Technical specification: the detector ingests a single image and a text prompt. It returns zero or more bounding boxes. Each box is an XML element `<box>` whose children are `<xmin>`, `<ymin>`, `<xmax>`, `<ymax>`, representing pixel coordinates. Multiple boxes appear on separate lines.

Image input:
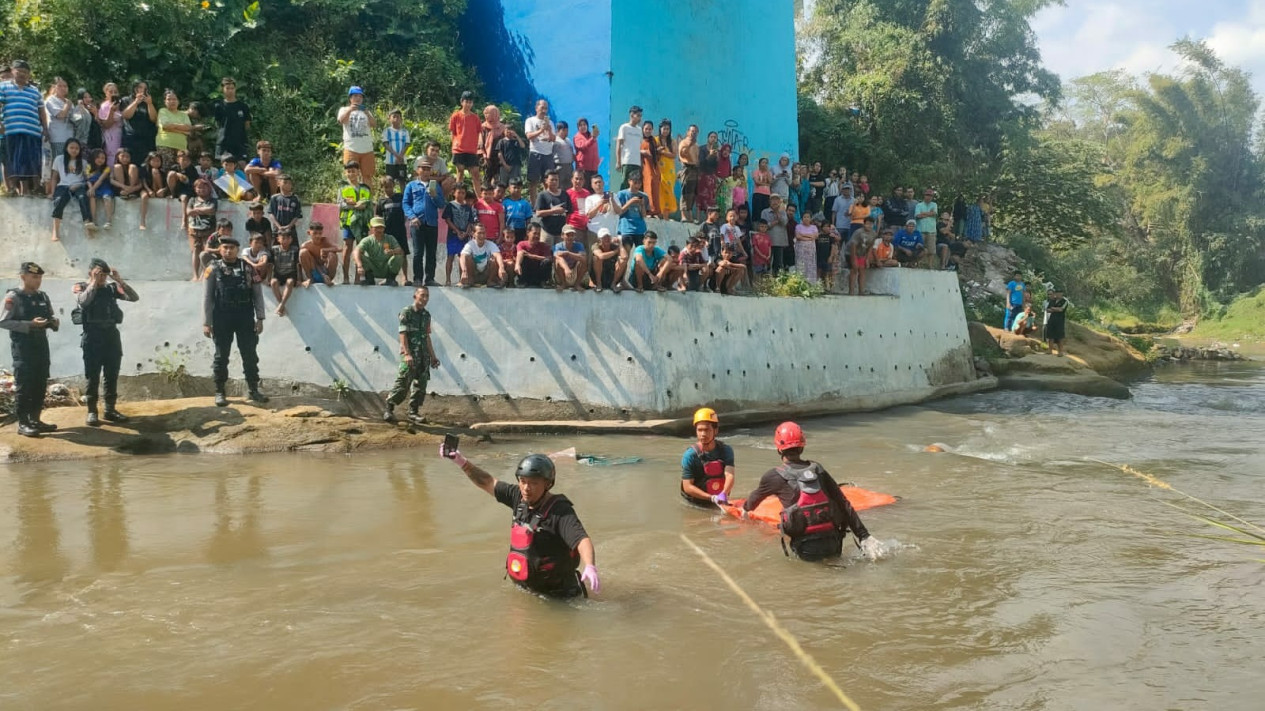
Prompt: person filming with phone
<box><xmin>440</xmin><ymin>441</ymin><xmax>600</xmax><ymax>599</ymax></box>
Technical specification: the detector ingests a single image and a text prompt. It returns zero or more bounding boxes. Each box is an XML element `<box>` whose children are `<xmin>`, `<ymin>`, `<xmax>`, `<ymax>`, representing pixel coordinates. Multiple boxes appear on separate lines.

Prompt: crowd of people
<box><xmin>2</xmin><ymin>59</ymin><xmax>995</xmax><ymax>304</ymax></box>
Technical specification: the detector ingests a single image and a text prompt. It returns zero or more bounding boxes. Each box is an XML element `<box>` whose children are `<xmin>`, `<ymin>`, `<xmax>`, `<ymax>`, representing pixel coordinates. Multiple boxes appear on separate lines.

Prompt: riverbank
<box><xmin>970</xmin><ymin>320</ymin><xmax>1148</xmax><ymax>399</ymax></box>
<box><xmin>0</xmin><ymin>397</ymin><xmax>442</xmax><ymax>463</ymax></box>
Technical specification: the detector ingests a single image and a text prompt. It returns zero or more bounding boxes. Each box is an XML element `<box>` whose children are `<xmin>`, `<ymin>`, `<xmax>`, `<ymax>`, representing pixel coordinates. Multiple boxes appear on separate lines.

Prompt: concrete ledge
<box><xmin>470</xmin><ymin>377</ymin><xmax>997</xmax><ymax>434</ymax></box>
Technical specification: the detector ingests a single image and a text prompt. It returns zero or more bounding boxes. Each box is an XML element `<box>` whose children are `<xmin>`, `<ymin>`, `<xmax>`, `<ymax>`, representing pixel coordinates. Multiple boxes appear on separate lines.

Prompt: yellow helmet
<box><xmin>693</xmin><ymin>407</ymin><xmax>719</xmax><ymax>425</ymax></box>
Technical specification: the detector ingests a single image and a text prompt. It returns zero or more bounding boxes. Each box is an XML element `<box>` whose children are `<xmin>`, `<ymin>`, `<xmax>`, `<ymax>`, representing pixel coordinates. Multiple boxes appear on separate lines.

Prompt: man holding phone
<box><xmin>440</xmin><ymin>443</ymin><xmax>600</xmax><ymax>599</ymax></box>
<box><xmin>384</xmin><ymin>285</ymin><xmax>439</xmax><ymax>423</ymax></box>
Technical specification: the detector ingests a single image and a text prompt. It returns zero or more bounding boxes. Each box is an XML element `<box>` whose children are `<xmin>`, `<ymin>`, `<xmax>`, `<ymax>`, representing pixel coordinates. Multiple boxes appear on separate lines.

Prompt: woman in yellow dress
<box><xmin>656</xmin><ymin>119</ymin><xmax>678</xmax><ymax>218</ymax></box>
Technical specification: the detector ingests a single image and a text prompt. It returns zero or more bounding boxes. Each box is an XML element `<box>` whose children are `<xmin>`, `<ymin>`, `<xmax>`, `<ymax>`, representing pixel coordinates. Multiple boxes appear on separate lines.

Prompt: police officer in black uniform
<box><xmin>202</xmin><ymin>234</ymin><xmax>269</xmax><ymax>407</ymax></box>
<box><xmin>73</xmin><ymin>259</ymin><xmax>139</xmax><ymax>426</ymax></box>
<box><xmin>0</xmin><ymin>262</ymin><xmax>60</xmax><ymax>437</ymax></box>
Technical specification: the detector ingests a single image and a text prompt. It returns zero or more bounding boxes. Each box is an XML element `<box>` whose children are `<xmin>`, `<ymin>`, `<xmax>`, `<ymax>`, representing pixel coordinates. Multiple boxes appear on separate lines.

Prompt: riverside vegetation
<box><xmin>799</xmin><ymin>2</ymin><xmax>1265</xmax><ymax>339</ymax></box>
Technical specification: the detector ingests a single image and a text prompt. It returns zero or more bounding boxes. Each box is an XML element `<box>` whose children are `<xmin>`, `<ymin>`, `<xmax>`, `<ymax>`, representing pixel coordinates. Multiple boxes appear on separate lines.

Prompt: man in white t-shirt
<box><xmin>583</xmin><ymin>173</ymin><xmax>618</xmax><ymax>242</ymax></box>
<box><xmin>459</xmin><ymin>223</ymin><xmax>504</xmax><ymax>288</ymax></box>
<box><xmin>615</xmin><ymin>105</ymin><xmax>643</xmax><ymax>189</ymax></box>
<box><xmin>523</xmin><ymin>99</ymin><xmax>555</xmax><ymax>204</ymax></box>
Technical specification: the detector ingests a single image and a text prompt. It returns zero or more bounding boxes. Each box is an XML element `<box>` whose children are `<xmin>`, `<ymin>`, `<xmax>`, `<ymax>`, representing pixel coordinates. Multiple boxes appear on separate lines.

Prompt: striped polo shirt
<box><xmin>0</xmin><ymin>80</ymin><xmax>43</xmax><ymax>137</ymax></box>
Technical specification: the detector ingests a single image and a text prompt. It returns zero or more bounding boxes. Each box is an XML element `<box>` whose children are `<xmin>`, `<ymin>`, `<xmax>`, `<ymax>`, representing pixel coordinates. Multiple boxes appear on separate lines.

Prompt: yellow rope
<box><xmin>1089</xmin><ymin>458</ymin><xmax>1265</xmax><ymax>535</ymax></box>
<box><xmin>679</xmin><ymin>533</ymin><xmax>863</xmax><ymax>711</ymax></box>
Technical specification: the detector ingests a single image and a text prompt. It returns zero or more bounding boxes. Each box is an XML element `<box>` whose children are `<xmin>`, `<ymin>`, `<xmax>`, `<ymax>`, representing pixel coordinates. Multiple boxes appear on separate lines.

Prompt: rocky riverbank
<box><xmin>1154</xmin><ymin>343</ymin><xmax>1246</xmax><ymax>363</ymax></box>
<box><xmin>0</xmin><ymin>397</ymin><xmax>444</xmax><ymax>463</ymax></box>
<box><xmin>969</xmin><ymin>320</ymin><xmax>1148</xmax><ymax>399</ymax></box>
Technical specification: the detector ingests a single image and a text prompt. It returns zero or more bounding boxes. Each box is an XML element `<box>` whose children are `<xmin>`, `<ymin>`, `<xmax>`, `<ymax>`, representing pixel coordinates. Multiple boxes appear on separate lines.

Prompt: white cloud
<box><xmin>1034</xmin><ymin>0</ymin><xmax>1265</xmax><ymax>94</ymax></box>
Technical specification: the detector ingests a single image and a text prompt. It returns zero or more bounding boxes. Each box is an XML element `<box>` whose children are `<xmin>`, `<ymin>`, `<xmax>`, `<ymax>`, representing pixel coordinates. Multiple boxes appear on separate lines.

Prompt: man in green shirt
<box><xmin>384</xmin><ymin>286</ymin><xmax>440</xmax><ymax>422</ymax></box>
<box><xmin>914</xmin><ymin>188</ymin><xmax>938</xmax><ymax>236</ymax></box>
<box><xmin>354</xmin><ymin>216</ymin><xmax>404</xmax><ymax>285</ymax></box>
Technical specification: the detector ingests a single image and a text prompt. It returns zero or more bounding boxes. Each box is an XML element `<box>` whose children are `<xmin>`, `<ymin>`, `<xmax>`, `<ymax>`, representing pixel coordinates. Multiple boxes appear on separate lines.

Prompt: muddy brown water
<box><xmin>2</xmin><ymin>363</ymin><xmax>1264</xmax><ymax>710</ymax></box>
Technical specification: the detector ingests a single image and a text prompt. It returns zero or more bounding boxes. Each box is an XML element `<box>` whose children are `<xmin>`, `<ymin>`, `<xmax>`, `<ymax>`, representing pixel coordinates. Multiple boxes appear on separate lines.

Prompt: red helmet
<box><xmin>774</xmin><ymin>422</ymin><xmax>806</xmax><ymax>451</ymax></box>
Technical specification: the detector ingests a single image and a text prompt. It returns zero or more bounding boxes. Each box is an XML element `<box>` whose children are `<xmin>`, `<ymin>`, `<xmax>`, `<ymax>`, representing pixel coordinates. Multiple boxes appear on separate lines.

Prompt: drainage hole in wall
<box><xmin>372</xmin><ymin>345</ymin><xmax>379</xmax><ymax>352</ymax></box>
<box><xmin>305</xmin><ymin>346</ymin><xmax>312</xmax><ymax>352</ymax></box>
<box><xmin>461</xmin><ymin>353</ymin><xmax>467</xmax><ymax>359</ymax></box>
<box><xmin>570</xmin><ymin>354</ymin><xmax>577</xmax><ymax>361</ymax></box>
<box><xmin>530</xmin><ymin>356</ymin><xmax>536</xmax><ymax>362</ymax></box>
<box><xmin>627</xmin><ymin>356</ymin><xmax>634</xmax><ymax>363</ymax></box>
<box><xmin>666</xmin><ymin>351</ymin><xmax>672</xmax><ymax>358</ymax></box>
<box><xmin>163</xmin><ymin>341</ymin><xmax>170</xmax><ymax>348</ymax></box>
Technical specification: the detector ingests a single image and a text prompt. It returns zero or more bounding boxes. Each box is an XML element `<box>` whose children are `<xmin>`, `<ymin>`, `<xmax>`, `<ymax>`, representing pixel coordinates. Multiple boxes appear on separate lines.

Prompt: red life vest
<box><xmin>692</xmin><ymin>442</ymin><xmax>727</xmax><ymax>495</ymax></box>
<box><xmin>777</xmin><ymin>463</ymin><xmax>837</xmax><ymax>539</ymax></box>
<box><xmin>506</xmin><ymin>495</ymin><xmax>577</xmax><ymax>589</ymax></box>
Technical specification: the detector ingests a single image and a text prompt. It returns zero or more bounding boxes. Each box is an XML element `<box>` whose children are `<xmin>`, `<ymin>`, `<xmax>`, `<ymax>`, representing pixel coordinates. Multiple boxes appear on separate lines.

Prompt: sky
<box><xmin>1033</xmin><ymin>0</ymin><xmax>1265</xmax><ymax>92</ymax></box>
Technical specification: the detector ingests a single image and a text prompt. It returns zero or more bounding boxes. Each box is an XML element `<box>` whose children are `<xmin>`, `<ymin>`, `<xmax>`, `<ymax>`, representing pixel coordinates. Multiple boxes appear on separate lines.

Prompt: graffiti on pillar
<box><xmin>717</xmin><ymin>120</ymin><xmax>750</xmax><ymax>156</ymax></box>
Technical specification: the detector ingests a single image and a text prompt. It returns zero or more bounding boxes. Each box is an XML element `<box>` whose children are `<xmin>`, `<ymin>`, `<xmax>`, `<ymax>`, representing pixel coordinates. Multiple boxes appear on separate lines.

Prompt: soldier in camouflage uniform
<box><xmin>384</xmin><ymin>286</ymin><xmax>439</xmax><ymax>423</ymax></box>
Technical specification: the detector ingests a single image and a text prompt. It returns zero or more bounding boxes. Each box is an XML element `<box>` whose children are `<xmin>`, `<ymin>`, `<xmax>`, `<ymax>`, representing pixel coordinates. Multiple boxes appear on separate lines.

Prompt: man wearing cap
<box><xmin>403</xmin><ymin>159</ymin><xmax>445</xmax><ymax>286</ymax></box>
<box><xmin>589</xmin><ymin>228</ymin><xmax>620</xmax><ymax>292</ymax></box>
<box><xmin>0</xmin><ymin>263</ymin><xmax>59</xmax><ymax>436</ymax></box>
<box><xmin>1</xmin><ymin>60</ymin><xmax>46</xmax><ymax>196</ymax></box>
<box><xmin>354</xmin><ymin>216</ymin><xmax>405</xmax><ymax>286</ymax></box>
<box><xmin>892</xmin><ymin>219</ymin><xmax>926</xmax><ymax>266</ymax></box>
<box><xmin>448</xmin><ymin>91</ymin><xmax>482</xmax><ymax>190</ymax></box>
<box><xmin>73</xmin><ymin>259</ymin><xmax>139</xmax><ymax>426</ymax></box>
<box><xmin>338</xmin><ymin>86</ymin><xmax>377</xmax><ymax>182</ymax></box>
<box><xmin>203</xmin><ymin>235</ymin><xmax>269</xmax><ymax>407</ymax></box>
<box><xmin>553</xmin><ymin>225</ymin><xmax>588</xmax><ymax>292</ymax></box>
<box><xmin>914</xmin><ymin>188</ymin><xmax>938</xmax><ymax>237</ymax></box>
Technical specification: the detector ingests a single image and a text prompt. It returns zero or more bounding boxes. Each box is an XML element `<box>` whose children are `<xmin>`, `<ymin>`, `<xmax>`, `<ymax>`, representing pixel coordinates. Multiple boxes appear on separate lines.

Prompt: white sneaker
<box><xmin>102</xmin><ymin>222</ymin><xmax>112</xmax><ymax>229</ymax></box>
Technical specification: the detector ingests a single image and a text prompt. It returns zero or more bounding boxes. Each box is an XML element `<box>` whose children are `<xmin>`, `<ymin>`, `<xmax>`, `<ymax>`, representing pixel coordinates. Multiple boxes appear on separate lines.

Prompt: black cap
<box><xmin>19</xmin><ymin>261</ymin><xmax>43</xmax><ymax>275</ymax></box>
<box><xmin>89</xmin><ymin>258</ymin><xmax>110</xmax><ymax>273</ymax></box>
<box><xmin>219</xmin><ymin>235</ymin><xmax>240</xmax><ymax>246</ymax></box>
<box><xmin>460</xmin><ymin>90</ymin><xmax>474</xmax><ymax>101</ymax></box>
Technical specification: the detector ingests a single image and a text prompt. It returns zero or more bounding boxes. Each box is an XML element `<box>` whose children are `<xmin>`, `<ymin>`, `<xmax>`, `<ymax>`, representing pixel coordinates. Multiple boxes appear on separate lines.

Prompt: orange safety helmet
<box><xmin>774</xmin><ymin>421</ymin><xmax>806</xmax><ymax>451</ymax></box>
<box><xmin>693</xmin><ymin>407</ymin><xmax>719</xmax><ymax>426</ymax></box>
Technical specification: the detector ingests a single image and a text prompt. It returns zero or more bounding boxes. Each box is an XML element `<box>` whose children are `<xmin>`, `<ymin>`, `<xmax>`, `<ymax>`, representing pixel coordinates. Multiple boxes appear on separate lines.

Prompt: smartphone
<box><xmin>443</xmin><ymin>434</ymin><xmax>460</xmax><ymax>456</ymax></box>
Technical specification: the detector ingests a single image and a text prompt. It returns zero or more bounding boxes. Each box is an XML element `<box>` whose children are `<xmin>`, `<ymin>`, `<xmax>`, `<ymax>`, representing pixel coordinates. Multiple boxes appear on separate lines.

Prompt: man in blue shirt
<box><xmin>1004</xmin><ymin>270</ymin><xmax>1027</xmax><ymax>330</ymax></box>
<box><xmin>611</xmin><ymin>170</ymin><xmax>651</xmax><ymax>290</ymax></box>
<box><xmin>0</xmin><ymin>60</ymin><xmax>46</xmax><ymax>196</ymax></box>
<box><xmin>501</xmin><ymin>177</ymin><xmax>533</xmax><ymax>242</ymax></box>
<box><xmin>892</xmin><ymin>219</ymin><xmax>925</xmax><ymax>266</ymax></box>
<box><xmin>624</xmin><ymin>231</ymin><xmax>683</xmax><ymax>293</ymax></box>
<box><xmin>403</xmin><ymin>159</ymin><xmax>445</xmax><ymax>286</ymax></box>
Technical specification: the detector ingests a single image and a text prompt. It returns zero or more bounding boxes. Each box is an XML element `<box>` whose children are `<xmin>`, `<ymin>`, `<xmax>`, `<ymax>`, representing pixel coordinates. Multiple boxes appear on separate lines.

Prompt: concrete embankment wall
<box><xmin>0</xmin><ymin>198</ymin><xmax>981</xmax><ymax>421</ymax></box>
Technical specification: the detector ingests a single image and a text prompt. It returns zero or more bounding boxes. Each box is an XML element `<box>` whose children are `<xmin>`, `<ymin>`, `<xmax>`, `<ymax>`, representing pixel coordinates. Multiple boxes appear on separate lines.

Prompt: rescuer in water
<box><xmin>742</xmin><ymin>421</ymin><xmax>883</xmax><ymax>562</ymax></box>
<box><xmin>680</xmin><ymin>407</ymin><xmax>736</xmax><ymax>507</ymax></box>
<box><xmin>441</xmin><ymin>442</ymin><xmax>600</xmax><ymax>598</ymax></box>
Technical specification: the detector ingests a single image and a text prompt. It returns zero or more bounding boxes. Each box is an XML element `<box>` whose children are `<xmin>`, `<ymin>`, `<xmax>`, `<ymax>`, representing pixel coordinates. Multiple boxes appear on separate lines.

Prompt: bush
<box><xmin>754</xmin><ymin>271</ymin><xmax>828</xmax><ymax>298</ymax></box>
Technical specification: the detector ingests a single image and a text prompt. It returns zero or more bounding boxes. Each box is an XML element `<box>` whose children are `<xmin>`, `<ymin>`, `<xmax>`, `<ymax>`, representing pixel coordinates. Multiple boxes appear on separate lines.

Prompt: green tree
<box><xmin>0</xmin><ymin>0</ymin><xmax>477</xmax><ymax>197</ymax></box>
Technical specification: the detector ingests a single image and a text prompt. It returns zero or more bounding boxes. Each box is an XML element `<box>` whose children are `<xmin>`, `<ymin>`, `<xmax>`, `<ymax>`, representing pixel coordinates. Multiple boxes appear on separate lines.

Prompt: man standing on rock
<box><xmin>203</xmin><ymin>235</ymin><xmax>269</xmax><ymax>407</ymax></box>
<box><xmin>0</xmin><ymin>262</ymin><xmax>59</xmax><ymax>437</ymax></box>
<box><xmin>384</xmin><ymin>286</ymin><xmax>439</xmax><ymax>423</ymax></box>
<box><xmin>73</xmin><ymin>259</ymin><xmax>139</xmax><ymax>426</ymax></box>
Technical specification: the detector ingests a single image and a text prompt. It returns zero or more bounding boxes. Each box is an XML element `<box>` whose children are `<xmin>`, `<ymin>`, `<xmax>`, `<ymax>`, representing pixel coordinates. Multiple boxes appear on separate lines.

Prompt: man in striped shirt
<box><xmin>0</xmin><ymin>60</ymin><xmax>46</xmax><ymax>196</ymax></box>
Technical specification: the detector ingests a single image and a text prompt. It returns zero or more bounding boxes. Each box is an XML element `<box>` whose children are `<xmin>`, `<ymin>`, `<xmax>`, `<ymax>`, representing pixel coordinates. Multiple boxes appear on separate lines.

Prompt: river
<box><xmin>2</xmin><ymin>362</ymin><xmax>1264</xmax><ymax>710</ymax></box>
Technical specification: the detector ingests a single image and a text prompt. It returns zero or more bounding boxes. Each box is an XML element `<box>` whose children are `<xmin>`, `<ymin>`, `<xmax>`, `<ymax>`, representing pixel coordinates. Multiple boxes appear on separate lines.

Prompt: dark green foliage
<box><xmin>0</xmin><ymin>0</ymin><xmax>478</xmax><ymax>197</ymax></box>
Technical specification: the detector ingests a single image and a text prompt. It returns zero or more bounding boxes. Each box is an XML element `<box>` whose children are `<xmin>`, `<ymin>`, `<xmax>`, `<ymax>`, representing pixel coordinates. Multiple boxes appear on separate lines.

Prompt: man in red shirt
<box><xmin>515</xmin><ymin>223</ymin><xmax>554</xmax><ymax>287</ymax></box>
<box><xmin>448</xmin><ymin>90</ymin><xmax>482</xmax><ymax>191</ymax></box>
<box><xmin>564</xmin><ymin>170</ymin><xmax>591</xmax><ymax>248</ymax></box>
<box><xmin>474</xmin><ymin>182</ymin><xmax>505</xmax><ymax>240</ymax></box>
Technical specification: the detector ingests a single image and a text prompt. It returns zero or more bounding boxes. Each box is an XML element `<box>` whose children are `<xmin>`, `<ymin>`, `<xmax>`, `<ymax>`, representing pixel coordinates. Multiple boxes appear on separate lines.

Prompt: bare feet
<box><xmin>51</xmin><ymin>235</ymin><xmax>60</xmax><ymax>242</ymax></box>
<box><xmin>301</xmin><ymin>279</ymin><xmax>312</xmax><ymax>288</ymax></box>
<box><xmin>139</xmin><ymin>224</ymin><xmax>147</xmax><ymax>230</ymax></box>
<box><xmin>555</xmin><ymin>285</ymin><xmax>564</xmax><ymax>293</ymax></box>
<box><xmin>275</xmin><ymin>304</ymin><xmax>287</xmax><ymax>317</ymax></box>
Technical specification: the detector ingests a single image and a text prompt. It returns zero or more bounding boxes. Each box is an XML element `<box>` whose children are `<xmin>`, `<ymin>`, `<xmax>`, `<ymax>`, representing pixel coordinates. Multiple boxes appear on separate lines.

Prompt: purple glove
<box><xmin>439</xmin><ymin>443</ymin><xmax>468</xmax><ymax>469</ymax></box>
<box><xmin>580</xmin><ymin>564</ymin><xmax>600</xmax><ymax>594</ymax></box>
<box><xmin>710</xmin><ymin>492</ymin><xmax>729</xmax><ymax>505</ymax></box>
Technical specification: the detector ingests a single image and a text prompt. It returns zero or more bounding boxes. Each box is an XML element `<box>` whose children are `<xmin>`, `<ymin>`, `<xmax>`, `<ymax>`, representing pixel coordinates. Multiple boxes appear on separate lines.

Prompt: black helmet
<box><xmin>514</xmin><ymin>454</ymin><xmax>556</xmax><ymax>483</ymax></box>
